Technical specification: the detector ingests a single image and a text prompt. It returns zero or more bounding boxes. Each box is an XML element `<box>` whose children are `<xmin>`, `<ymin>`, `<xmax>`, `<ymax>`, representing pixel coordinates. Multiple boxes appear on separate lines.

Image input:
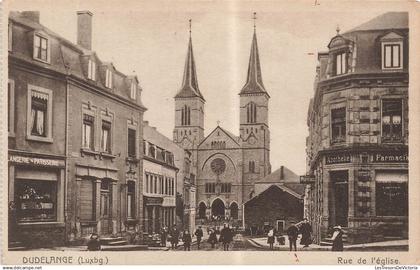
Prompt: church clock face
<box><xmin>211</xmin><ymin>158</ymin><xmax>226</xmax><ymax>175</ymax></box>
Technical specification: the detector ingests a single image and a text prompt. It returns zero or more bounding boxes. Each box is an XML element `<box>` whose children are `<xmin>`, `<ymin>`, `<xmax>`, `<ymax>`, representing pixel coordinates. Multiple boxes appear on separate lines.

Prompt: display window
<box><xmin>375</xmin><ymin>171</ymin><xmax>408</xmax><ymax>216</ymax></box>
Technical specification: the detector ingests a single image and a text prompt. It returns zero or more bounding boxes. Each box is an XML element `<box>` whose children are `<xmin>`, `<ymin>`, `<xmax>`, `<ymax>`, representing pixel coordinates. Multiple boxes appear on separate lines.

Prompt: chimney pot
<box><xmin>21</xmin><ymin>11</ymin><xmax>40</xmax><ymax>23</ymax></box>
<box><xmin>77</xmin><ymin>11</ymin><xmax>93</xmax><ymax>50</ymax></box>
<box><xmin>280</xmin><ymin>166</ymin><xmax>284</xmax><ymax>180</ymax></box>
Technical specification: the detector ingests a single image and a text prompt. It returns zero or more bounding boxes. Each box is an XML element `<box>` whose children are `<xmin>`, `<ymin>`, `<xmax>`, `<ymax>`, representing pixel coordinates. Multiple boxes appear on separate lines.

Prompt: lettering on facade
<box><xmin>326</xmin><ymin>154</ymin><xmax>351</xmax><ymax>165</ymax></box>
<box><xmin>144</xmin><ymin>196</ymin><xmax>163</xmax><ymax>206</ymax></box>
<box><xmin>373</xmin><ymin>152</ymin><xmax>408</xmax><ymax>163</ymax></box>
<box><xmin>9</xmin><ymin>155</ymin><xmax>65</xmax><ymax>167</ymax></box>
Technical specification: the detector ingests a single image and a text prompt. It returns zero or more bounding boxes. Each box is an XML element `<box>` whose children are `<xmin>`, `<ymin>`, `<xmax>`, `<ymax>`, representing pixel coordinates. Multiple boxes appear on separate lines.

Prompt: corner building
<box><xmin>173</xmin><ymin>28</ymin><xmax>271</xmax><ymax>226</ymax></box>
<box><xmin>304</xmin><ymin>12</ymin><xmax>408</xmax><ymax>244</ymax></box>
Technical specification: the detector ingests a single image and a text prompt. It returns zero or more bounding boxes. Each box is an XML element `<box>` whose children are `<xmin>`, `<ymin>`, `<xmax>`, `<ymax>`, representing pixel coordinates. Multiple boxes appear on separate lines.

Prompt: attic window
<box><xmin>88</xmin><ymin>59</ymin><xmax>96</xmax><ymax>81</ymax></box>
<box><xmin>130</xmin><ymin>82</ymin><xmax>137</xmax><ymax>99</ymax></box>
<box><xmin>335</xmin><ymin>52</ymin><xmax>347</xmax><ymax>75</ymax></box>
<box><xmin>382</xmin><ymin>42</ymin><xmax>402</xmax><ymax>70</ymax></box>
<box><xmin>33</xmin><ymin>34</ymin><xmax>49</xmax><ymax>63</ymax></box>
<box><xmin>105</xmin><ymin>69</ymin><xmax>113</xmax><ymax>88</ymax></box>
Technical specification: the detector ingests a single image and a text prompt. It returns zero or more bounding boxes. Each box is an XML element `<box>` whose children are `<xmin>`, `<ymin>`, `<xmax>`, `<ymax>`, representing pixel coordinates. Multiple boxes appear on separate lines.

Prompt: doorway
<box><xmin>211</xmin><ymin>198</ymin><xmax>225</xmax><ymax>218</ymax></box>
<box><xmin>329</xmin><ymin>171</ymin><xmax>349</xmax><ymax>227</ymax></box>
<box><xmin>100</xmin><ymin>180</ymin><xmax>112</xmax><ymax>235</ymax></box>
<box><xmin>276</xmin><ymin>220</ymin><xmax>285</xmax><ymax>234</ymax></box>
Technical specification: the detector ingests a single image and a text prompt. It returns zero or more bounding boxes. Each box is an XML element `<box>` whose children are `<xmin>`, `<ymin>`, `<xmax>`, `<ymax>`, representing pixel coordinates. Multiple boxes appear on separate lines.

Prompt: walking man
<box><xmin>286</xmin><ymin>222</ymin><xmax>299</xmax><ymax>251</ymax></box>
<box><xmin>182</xmin><ymin>230</ymin><xmax>192</xmax><ymax>251</ymax></box>
<box><xmin>194</xmin><ymin>226</ymin><xmax>204</xmax><ymax>250</ymax></box>
<box><xmin>170</xmin><ymin>225</ymin><xmax>180</xmax><ymax>250</ymax></box>
<box><xmin>220</xmin><ymin>224</ymin><xmax>233</xmax><ymax>251</ymax></box>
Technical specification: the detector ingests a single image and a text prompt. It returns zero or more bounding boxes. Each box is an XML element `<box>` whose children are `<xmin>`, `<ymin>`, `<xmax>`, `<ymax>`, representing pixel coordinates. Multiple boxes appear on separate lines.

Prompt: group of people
<box><xmin>207</xmin><ymin>224</ymin><xmax>234</xmax><ymax>250</ymax></box>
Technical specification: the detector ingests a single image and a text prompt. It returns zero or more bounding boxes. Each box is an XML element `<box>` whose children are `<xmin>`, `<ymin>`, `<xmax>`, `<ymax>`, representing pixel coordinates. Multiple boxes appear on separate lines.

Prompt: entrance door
<box><xmin>100</xmin><ymin>180</ymin><xmax>112</xmax><ymax>235</ymax></box>
<box><xmin>330</xmin><ymin>171</ymin><xmax>349</xmax><ymax>227</ymax></box>
<box><xmin>276</xmin><ymin>220</ymin><xmax>285</xmax><ymax>234</ymax></box>
<box><xmin>211</xmin><ymin>198</ymin><xmax>225</xmax><ymax>218</ymax></box>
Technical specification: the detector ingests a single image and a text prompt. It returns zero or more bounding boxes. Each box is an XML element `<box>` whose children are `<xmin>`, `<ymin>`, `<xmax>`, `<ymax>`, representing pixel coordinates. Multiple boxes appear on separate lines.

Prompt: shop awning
<box><xmin>375</xmin><ymin>171</ymin><xmax>408</xmax><ymax>183</ymax></box>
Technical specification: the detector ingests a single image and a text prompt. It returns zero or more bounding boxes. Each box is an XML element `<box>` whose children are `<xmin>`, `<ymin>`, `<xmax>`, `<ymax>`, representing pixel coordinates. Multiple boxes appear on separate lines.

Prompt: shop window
<box><xmin>335</xmin><ymin>52</ymin><xmax>347</xmax><ymax>75</ymax></box>
<box><xmin>205</xmin><ymin>183</ymin><xmax>216</xmax><ymax>193</ymax></box>
<box><xmin>127</xmin><ymin>181</ymin><xmax>135</xmax><ymax>219</ymax></box>
<box><xmin>88</xmin><ymin>59</ymin><xmax>96</xmax><ymax>81</ymax></box>
<box><xmin>127</xmin><ymin>128</ymin><xmax>136</xmax><ymax>157</ymax></box>
<box><xmin>382</xmin><ymin>42</ymin><xmax>402</xmax><ymax>69</ymax></box>
<box><xmin>16</xmin><ymin>180</ymin><xmax>57</xmax><ymax>222</ymax></box>
<box><xmin>105</xmin><ymin>69</ymin><xmax>113</xmax><ymax>89</ymax></box>
<box><xmin>331</xmin><ymin>107</ymin><xmax>346</xmax><ymax>144</ymax></box>
<box><xmin>382</xmin><ymin>99</ymin><xmax>402</xmax><ymax>142</ymax></box>
<box><xmin>33</xmin><ymin>34</ymin><xmax>49</xmax><ymax>62</ymax></box>
<box><xmin>82</xmin><ymin>114</ymin><xmax>94</xmax><ymax>150</ymax></box>
<box><xmin>8</xmin><ymin>79</ymin><xmax>15</xmax><ymax>136</ymax></box>
<box><xmin>247</xmin><ymin>102</ymin><xmax>257</xmax><ymax>123</ymax></box>
<box><xmin>249</xmin><ymin>161</ymin><xmax>256</xmax><ymax>173</ymax></box>
<box><xmin>101</xmin><ymin>120</ymin><xmax>112</xmax><ymax>153</ymax></box>
<box><xmin>221</xmin><ymin>183</ymin><xmax>231</xmax><ymax>193</ymax></box>
<box><xmin>375</xmin><ymin>172</ymin><xmax>408</xmax><ymax>216</ymax></box>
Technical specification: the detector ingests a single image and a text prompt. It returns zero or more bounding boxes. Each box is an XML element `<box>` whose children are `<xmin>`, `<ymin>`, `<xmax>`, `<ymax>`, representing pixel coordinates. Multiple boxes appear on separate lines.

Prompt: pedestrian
<box><xmin>267</xmin><ymin>227</ymin><xmax>275</xmax><ymax>250</ymax></box>
<box><xmin>170</xmin><ymin>226</ymin><xmax>180</xmax><ymax>250</ymax></box>
<box><xmin>299</xmin><ymin>218</ymin><xmax>313</xmax><ymax>248</ymax></box>
<box><xmin>331</xmin><ymin>226</ymin><xmax>344</xmax><ymax>251</ymax></box>
<box><xmin>286</xmin><ymin>222</ymin><xmax>299</xmax><ymax>251</ymax></box>
<box><xmin>160</xmin><ymin>227</ymin><xmax>168</xmax><ymax>247</ymax></box>
<box><xmin>194</xmin><ymin>226</ymin><xmax>204</xmax><ymax>250</ymax></box>
<box><xmin>182</xmin><ymin>230</ymin><xmax>192</xmax><ymax>251</ymax></box>
<box><xmin>207</xmin><ymin>229</ymin><xmax>218</xmax><ymax>249</ymax></box>
<box><xmin>220</xmin><ymin>224</ymin><xmax>233</xmax><ymax>251</ymax></box>
<box><xmin>87</xmin><ymin>233</ymin><xmax>101</xmax><ymax>251</ymax></box>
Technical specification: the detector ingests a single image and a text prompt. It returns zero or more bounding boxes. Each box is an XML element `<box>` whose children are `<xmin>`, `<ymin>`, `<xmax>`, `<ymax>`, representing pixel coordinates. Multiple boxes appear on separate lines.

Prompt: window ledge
<box><xmin>33</xmin><ymin>57</ymin><xmax>50</xmax><ymax>65</ymax></box>
<box><xmin>80</xmin><ymin>148</ymin><xmax>100</xmax><ymax>157</ymax></box>
<box><xmin>26</xmin><ymin>135</ymin><xmax>53</xmax><ymax>143</ymax></box>
<box><xmin>100</xmin><ymin>152</ymin><xmax>118</xmax><ymax>160</ymax></box>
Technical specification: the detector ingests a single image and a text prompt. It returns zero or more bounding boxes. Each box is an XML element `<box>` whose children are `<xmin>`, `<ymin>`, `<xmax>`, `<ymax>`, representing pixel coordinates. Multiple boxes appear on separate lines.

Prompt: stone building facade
<box><xmin>8</xmin><ymin>11</ymin><xmax>146</xmax><ymax>248</ymax></box>
<box><xmin>303</xmin><ymin>12</ymin><xmax>408</xmax><ymax>244</ymax></box>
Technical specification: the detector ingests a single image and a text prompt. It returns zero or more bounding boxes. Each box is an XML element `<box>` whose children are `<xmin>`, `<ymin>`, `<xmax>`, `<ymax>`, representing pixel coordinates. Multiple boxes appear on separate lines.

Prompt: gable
<box><xmin>198</xmin><ymin>126</ymin><xmax>240</xmax><ymax>149</ymax></box>
<box><xmin>380</xmin><ymin>31</ymin><xmax>404</xmax><ymax>42</ymax></box>
<box><xmin>244</xmin><ymin>185</ymin><xmax>303</xmax><ymax>206</ymax></box>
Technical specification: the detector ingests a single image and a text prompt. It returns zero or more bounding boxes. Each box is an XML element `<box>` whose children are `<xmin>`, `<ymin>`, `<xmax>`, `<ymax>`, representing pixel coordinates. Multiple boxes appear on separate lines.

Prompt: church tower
<box><xmin>173</xmin><ymin>21</ymin><xmax>205</xmax><ymax>149</ymax></box>
<box><xmin>240</xmin><ymin>14</ymin><xmax>271</xmax><ymax>197</ymax></box>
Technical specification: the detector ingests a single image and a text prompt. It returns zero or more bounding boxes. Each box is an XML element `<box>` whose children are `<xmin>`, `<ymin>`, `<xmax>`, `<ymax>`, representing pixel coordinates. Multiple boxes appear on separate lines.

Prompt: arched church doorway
<box><xmin>211</xmin><ymin>198</ymin><xmax>225</xmax><ymax>218</ymax></box>
<box><xmin>230</xmin><ymin>202</ymin><xmax>239</xmax><ymax>219</ymax></box>
<box><xmin>198</xmin><ymin>202</ymin><xmax>207</xmax><ymax>219</ymax></box>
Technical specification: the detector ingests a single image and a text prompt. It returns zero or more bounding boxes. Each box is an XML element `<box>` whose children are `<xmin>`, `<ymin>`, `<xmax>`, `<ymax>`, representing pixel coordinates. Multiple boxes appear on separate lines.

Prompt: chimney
<box><xmin>21</xmin><ymin>11</ymin><xmax>40</xmax><ymax>23</ymax></box>
<box><xmin>280</xmin><ymin>166</ymin><xmax>284</xmax><ymax>180</ymax></box>
<box><xmin>77</xmin><ymin>11</ymin><xmax>93</xmax><ymax>50</ymax></box>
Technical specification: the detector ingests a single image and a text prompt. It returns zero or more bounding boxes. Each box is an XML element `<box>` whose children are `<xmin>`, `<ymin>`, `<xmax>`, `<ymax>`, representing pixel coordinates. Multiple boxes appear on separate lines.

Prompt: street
<box><xmin>168</xmin><ymin>234</ymin><xmax>262</xmax><ymax>251</ymax></box>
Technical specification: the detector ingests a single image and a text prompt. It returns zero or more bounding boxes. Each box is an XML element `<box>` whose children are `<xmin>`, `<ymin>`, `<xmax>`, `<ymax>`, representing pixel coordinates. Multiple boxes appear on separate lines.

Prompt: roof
<box><xmin>175</xmin><ymin>36</ymin><xmax>205</xmax><ymax>101</ymax></box>
<box><xmin>345</xmin><ymin>12</ymin><xmax>408</xmax><ymax>33</ymax></box>
<box><xmin>244</xmin><ymin>184</ymin><xmax>304</xmax><ymax>205</ymax></box>
<box><xmin>257</xmin><ymin>166</ymin><xmax>300</xmax><ymax>183</ymax></box>
<box><xmin>198</xmin><ymin>125</ymin><xmax>240</xmax><ymax>148</ymax></box>
<box><xmin>239</xmin><ymin>31</ymin><xmax>269</xmax><ymax>96</ymax></box>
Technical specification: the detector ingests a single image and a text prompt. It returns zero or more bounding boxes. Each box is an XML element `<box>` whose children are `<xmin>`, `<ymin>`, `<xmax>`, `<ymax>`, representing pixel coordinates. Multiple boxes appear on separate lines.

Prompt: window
<box><xmin>382</xmin><ymin>99</ymin><xmax>402</xmax><ymax>142</ymax></box>
<box><xmin>221</xmin><ymin>183</ymin><xmax>231</xmax><ymax>193</ymax></box>
<box><xmin>166</xmin><ymin>152</ymin><xmax>174</xmax><ymax>165</ymax></box>
<box><xmin>160</xmin><ymin>176</ymin><xmax>164</xmax><ymax>194</ymax></box>
<box><xmin>8</xmin><ymin>79</ymin><xmax>15</xmax><ymax>136</ymax></box>
<box><xmin>27</xmin><ymin>86</ymin><xmax>53</xmax><ymax>142</ymax></box>
<box><xmin>247</xmin><ymin>103</ymin><xmax>257</xmax><ymax>123</ymax></box>
<box><xmin>16</xmin><ymin>180</ymin><xmax>57</xmax><ymax>222</ymax></box>
<box><xmin>88</xmin><ymin>59</ymin><xmax>96</xmax><ymax>81</ymax></box>
<box><xmin>127</xmin><ymin>181</ymin><xmax>135</xmax><ymax>219</ymax></box>
<box><xmin>145</xmin><ymin>174</ymin><xmax>149</xmax><ymax>193</ymax></box>
<box><xmin>181</xmin><ymin>105</ymin><xmax>191</xmax><ymax>126</ymax></box>
<box><xmin>205</xmin><ymin>183</ymin><xmax>216</xmax><ymax>193</ymax></box>
<box><xmin>105</xmin><ymin>69</ymin><xmax>113</xmax><ymax>88</ymax></box>
<box><xmin>249</xmin><ymin>161</ymin><xmax>256</xmax><ymax>173</ymax></box>
<box><xmin>383</xmin><ymin>43</ymin><xmax>402</xmax><ymax>69</ymax></box>
<box><xmin>375</xmin><ymin>172</ymin><xmax>408</xmax><ymax>216</ymax></box>
<box><xmin>335</xmin><ymin>52</ymin><xmax>346</xmax><ymax>75</ymax></box>
<box><xmin>101</xmin><ymin>120</ymin><xmax>112</xmax><ymax>153</ymax></box>
<box><xmin>165</xmin><ymin>177</ymin><xmax>168</xmax><ymax>195</ymax></box>
<box><xmin>130</xmin><ymin>82</ymin><xmax>137</xmax><ymax>99</ymax></box>
<box><xmin>34</xmin><ymin>34</ymin><xmax>48</xmax><ymax>62</ymax></box>
<box><xmin>156</xmin><ymin>147</ymin><xmax>165</xmax><ymax>161</ymax></box>
<box><xmin>82</xmin><ymin>114</ymin><xmax>94</xmax><ymax>150</ymax></box>
<box><xmin>148</xmin><ymin>144</ymin><xmax>155</xmax><ymax>158</ymax></box>
<box><xmin>331</xmin><ymin>107</ymin><xmax>346</xmax><ymax>144</ymax></box>
<box><xmin>127</xmin><ymin>128</ymin><xmax>136</xmax><ymax>157</ymax></box>
<box><xmin>8</xmin><ymin>22</ymin><xmax>12</xmax><ymax>51</ymax></box>
<box><xmin>154</xmin><ymin>176</ymin><xmax>157</xmax><ymax>194</ymax></box>
<box><xmin>143</xmin><ymin>140</ymin><xmax>146</xmax><ymax>155</ymax></box>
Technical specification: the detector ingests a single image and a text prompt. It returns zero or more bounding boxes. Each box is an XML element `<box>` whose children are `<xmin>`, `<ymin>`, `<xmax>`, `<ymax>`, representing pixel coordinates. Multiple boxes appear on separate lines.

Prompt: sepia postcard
<box><xmin>1</xmin><ymin>0</ymin><xmax>420</xmax><ymax>266</ymax></box>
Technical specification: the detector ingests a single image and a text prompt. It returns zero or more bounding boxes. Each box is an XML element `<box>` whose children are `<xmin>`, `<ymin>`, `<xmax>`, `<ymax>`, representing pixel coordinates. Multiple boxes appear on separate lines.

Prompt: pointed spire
<box><xmin>175</xmin><ymin>19</ymin><xmax>205</xmax><ymax>100</ymax></box>
<box><xmin>240</xmin><ymin>12</ymin><xmax>268</xmax><ymax>96</ymax></box>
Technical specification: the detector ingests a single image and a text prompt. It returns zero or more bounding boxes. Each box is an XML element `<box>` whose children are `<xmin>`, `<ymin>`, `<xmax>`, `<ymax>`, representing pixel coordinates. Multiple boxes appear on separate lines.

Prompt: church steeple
<box><xmin>239</xmin><ymin>13</ymin><xmax>269</xmax><ymax>97</ymax></box>
<box><xmin>175</xmin><ymin>20</ymin><xmax>205</xmax><ymax>101</ymax></box>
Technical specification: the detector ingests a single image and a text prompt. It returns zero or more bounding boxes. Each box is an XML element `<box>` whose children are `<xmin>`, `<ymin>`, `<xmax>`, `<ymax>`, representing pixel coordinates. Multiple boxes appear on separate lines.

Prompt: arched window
<box><xmin>230</xmin><ymin>202</ymin><xmax>239</xmax><ymax>220</ymax></box>
<box><xmin>247</xmin><ymin>103</ymin><xmax>257</xmax><ymax>123</ymax></box>
<box><xmin>249</xmin><ymin>160</ymin><xmax>255</xmax><ymax>173</ymax></box>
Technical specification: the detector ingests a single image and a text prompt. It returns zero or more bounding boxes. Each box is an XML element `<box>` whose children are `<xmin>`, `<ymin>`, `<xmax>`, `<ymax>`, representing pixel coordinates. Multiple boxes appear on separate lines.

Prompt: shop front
<box><xmin>143</xmin><ymin>196</ymin><xmax>175</xmax><ymax>233</ymax></box>
<box><xmin>8</xmin><ymin>152</ymin><xmax>66</xmax><ymax>248</ymax></box>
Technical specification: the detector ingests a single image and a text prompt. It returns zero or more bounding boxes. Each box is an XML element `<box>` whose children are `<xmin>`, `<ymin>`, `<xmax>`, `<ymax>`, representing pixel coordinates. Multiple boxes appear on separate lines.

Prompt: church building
<box><xmin>173</xmin><ymin>18</ymin><xmax>271</xmax><ymax>225</ymax></box>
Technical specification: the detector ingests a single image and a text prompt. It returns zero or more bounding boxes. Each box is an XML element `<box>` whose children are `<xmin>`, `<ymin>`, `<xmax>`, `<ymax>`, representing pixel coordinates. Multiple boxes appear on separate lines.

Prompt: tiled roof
<box><xmin>257</xmin><ymin>166</ymin><xmax>300</xmax><ymax>183</ymax></box>
<box><xmin>175</xmin><ymin>36</ymin><xmax>205</xmax><ymax>100</ymax></box>
<box><xmin>345</xmin><ymin>12</ymin><xmax>408</xmax><ymax>33</ymax></box>
<box><xmin>240</xmin><ymin>31</ymin><xmax>268</xmax><ymax>96</ymax></box>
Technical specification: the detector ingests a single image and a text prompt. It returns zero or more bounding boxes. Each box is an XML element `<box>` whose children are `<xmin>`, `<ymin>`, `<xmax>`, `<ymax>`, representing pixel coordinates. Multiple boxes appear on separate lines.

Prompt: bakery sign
<box><xmin>9</xmin><ymin>155</ymin><xmax>65</xmax><ymax>167</ymax></box>
<box><xmin>373</xmin><ymin>152</ymin><xmax>408</xmax><ymax>163</ymax></box>
<box><xmin>326</xmin><ymin>153</ymin><xmax>351</xmax><ymax>165</ymax></box>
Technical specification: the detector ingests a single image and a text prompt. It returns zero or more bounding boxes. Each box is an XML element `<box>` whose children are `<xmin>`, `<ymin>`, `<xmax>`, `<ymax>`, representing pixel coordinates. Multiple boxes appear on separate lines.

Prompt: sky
<box><xmin>9</xmin><ymin>0</ymin><xmax>410</xmax><ymax>175</ymax></box>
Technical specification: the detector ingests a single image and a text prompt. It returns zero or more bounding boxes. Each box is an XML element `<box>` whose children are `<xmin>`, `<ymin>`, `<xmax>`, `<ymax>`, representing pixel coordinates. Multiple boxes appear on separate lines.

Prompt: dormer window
<box><xmin>105</xmin><ymin>69</ymin><xmax>113</xmax><ymax>88</ymax></box>
<box><xmin>382</xmin><ymin>42</ymin><xmax>402</xmax><ymax>69</ymax></box>
<box><xmin>335</xmin><ymin>52</ymin><xmax>347</xmax><ymax>75</ymax></box>
<box><xmin>130</xmin><ymin>82</ymin><xmax>137</xmax><ymax>99</ymax></box>
<box><xmin>34</xmin><ymin>34</ymin><xmax>49</xmax><ymax>62</ymax></box>
<box><xmin>88</xmin><ymin>59</ymin><xmax>96</xmax><ymax>81</ymax></box>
